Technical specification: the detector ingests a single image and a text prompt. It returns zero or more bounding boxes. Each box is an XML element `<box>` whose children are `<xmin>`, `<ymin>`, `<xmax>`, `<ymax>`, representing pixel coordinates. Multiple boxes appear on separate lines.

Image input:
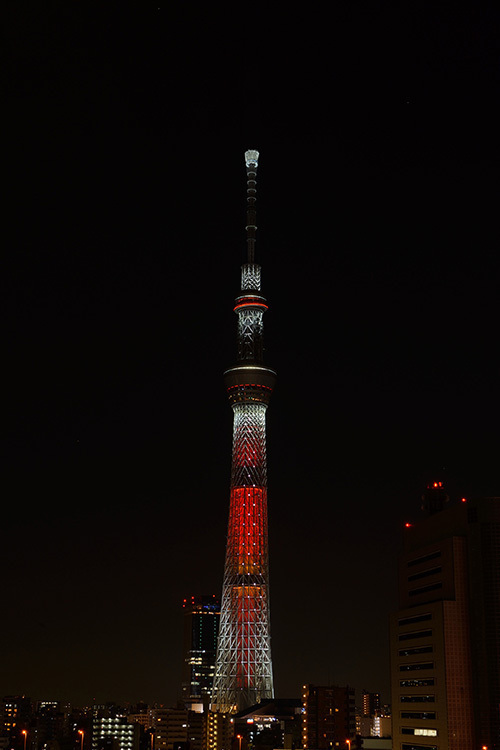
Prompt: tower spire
<box><xmin>245</xmin><ymin>149</ymin><xmax>259</xmax><ymax>263</ymax></box>
<box><xmin>211</xmin><ymin>150</ymin><xmax>276</xmax><ymax>713</ymax></box>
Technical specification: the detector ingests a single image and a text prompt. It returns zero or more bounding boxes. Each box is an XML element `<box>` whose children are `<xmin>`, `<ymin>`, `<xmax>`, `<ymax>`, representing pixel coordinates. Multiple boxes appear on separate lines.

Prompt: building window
<box><xmin>408</xmin><ymin>566</ymin><xmax>442</xmax><ymax>582</ymax></box>
<box><xmin>399</xmin><ymin>646</ymin><xmax>433</xmax><ymax>657</ymax></box>
<box><xmin>399</xmin><ymin>662</ymin><xmax>434</xmax><ymax>672</ymax></box>
<box><xmin>400</xmin><ymin>679</ymin><xmax>435</xmax><ymax>688</ymax></box>
<box><xmin>398</xmin><ymin>629</ymin><xmax>432</xmax><ymax>641</ymax></box>
<box><xmin>400</xmin><ymin>695</ymin><xmax>435</xmax><ymax>703</ymax></box>
<box><xmin>402</xmin><ymin>727</ymin><xmax>438</xmax><ymax>737</ymax></box>
<box><xmin>407</xmin><ymin>551</ymin><xmax>441</xmax><ymax>568</ymax></box>
<box><xmin>408</xmin><ymin>582</ymin><xmax>443</xmax><ymax>597</ymax></box>
<box><xmin>400</xmin><ymin>711</ymin><xmax>436</xmax><ymax>720</ymax></box>
<box><xmin>398</xmin><ymin>613</ymin><xmax>432</xmax><ymax>626</ymax></box>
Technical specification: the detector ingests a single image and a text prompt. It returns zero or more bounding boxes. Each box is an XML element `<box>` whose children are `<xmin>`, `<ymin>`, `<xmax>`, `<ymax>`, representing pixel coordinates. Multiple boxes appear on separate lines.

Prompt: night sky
<box><xmin>3</xmin><ymin>4</ymin><xmax>500</xmax><ymax>709</ymax></box>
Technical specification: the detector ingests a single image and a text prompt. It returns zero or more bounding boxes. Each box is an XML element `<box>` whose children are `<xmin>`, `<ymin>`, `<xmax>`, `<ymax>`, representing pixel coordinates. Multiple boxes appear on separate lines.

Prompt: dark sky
<box><xmin>3</xmin><ymin>4</ymin><xmax>500</xmax><ymax>708</ymax></box>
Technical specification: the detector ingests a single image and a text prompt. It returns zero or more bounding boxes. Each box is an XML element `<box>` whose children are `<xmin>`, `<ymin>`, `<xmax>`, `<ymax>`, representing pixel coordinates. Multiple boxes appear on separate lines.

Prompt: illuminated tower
<box><xmin>211</xmin><ymin>150</ymin><xmax>275</xmax><ymax>713</ymax></box>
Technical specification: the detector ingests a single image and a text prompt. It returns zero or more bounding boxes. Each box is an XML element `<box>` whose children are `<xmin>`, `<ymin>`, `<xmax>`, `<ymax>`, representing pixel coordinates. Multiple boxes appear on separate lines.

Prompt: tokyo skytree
<box><xmin>211</xmin><ymin>150</ymin><xmax>275</xmax><ymax>713</ymax></box>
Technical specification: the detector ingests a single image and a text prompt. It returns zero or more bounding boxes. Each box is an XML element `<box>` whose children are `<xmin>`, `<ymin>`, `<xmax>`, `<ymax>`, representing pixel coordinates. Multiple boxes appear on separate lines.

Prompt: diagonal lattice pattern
<box><xmin>237</xmin><ymin>310</ymin><xmax>264</xmax><ymax>362</ymax></box>
<box><xmin>211</xmin><ymin>481</ymin><xmax>273</xmax><ymax>711</ymax></box>
<box><xmin>241</xmin><ymin>263</ymin><xmax>261</xmax><ymax>291</ymax></box>
<box><xmin>212</xmin><ymin>405</ymin><xmax>273</xmax><ymax>712</ymax></box>
<box><xmin>212</xmin><ymin>150</ymin><xmax>274</xmax><ymax>714</ymax></box>
<box><xmin>230</xmin><ymin>404</ymin><xmax>267</xmax><ymax>488</ymax></box>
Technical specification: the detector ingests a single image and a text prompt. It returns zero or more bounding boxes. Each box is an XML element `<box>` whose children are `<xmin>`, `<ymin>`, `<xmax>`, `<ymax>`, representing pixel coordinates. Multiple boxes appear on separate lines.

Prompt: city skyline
<box><xmin>3</xmin><ymin>5</ymin><xmax>500</xmax><ymax>709</ymax></box>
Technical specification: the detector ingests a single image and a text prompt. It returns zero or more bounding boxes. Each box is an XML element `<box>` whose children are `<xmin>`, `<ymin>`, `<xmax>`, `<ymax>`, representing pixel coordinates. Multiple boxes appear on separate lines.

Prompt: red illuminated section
<box><xmin>227</xmin><ymin>486</ymin><xmax>268</xmax><ymax>574</ymax></box>
<box><xmin>225</xmin><ymin>485</ymin><xmax>269</xmax><ymax>690</ymax></box>
<box><xmin>228</xmin><ymin>583</ymin><xmax>263</xmax><ymax>689</ymax></box>
<box><xmin>233</xmin><ymin>294</ymin><xmax>268</xmax><ymax>313</ymax></box>
<box><xmin>227</xmin><ymin>384</ymin><xmax>273</xmax><ymax>394</ymax></box>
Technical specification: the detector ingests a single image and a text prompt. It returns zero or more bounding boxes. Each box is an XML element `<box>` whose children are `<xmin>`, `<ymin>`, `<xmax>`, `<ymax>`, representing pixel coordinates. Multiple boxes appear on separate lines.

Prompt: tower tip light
<box><xmin>245</xmin><ymin>150</ymin><xmax>259</xmax><ymax>167</ymax></box>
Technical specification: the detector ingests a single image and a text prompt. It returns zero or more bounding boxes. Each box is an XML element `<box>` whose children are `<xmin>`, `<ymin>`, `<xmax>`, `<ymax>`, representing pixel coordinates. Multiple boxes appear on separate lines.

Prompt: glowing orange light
<box><xmin>462</xmin><ymin>497</ymin><xmax>467</xmax><ymax>503</ymax></box>
<box><xmin>405</xmin><ymin>522</ymin><xmax>412</xmax><ymax>528</ymax></box>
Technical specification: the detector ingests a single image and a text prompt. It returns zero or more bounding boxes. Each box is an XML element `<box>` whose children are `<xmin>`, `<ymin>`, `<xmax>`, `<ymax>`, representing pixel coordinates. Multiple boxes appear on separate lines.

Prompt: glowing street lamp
<box><xmin>78</xmin><ymin>730</ymin><xmax>84</xmax><ymax>750</ymax></box>
<box><xmin>236</xmin><ymin>735</ymin><xmax>242</xmax><ymax>750</ymax></box>
<box><xmin>345</xmin><ymin>741</ymin><xmax>350</xmax><ymax>750</ymax></box>
<box><xmin>21</xmin><ymin>730</ymin><xmax>27</xmax><ymax>750</ymax></box>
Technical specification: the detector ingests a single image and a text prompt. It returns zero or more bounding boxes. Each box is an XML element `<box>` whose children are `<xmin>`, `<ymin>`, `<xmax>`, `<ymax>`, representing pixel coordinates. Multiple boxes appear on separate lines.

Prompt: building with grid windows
<box><xmin>301</xmin><ymin>684</ymin><xmax>356</xmax><ymax>749</ymax></box>
<box><xmin>390</xmin><ymin>485</ymin><xmax>500</xmax><ymax>750</ymax></box>
<box><xmin>182</xmin><ymin>595</ymin><xmax>220</xmax><ymax>709</ymax></box>
<box><xmin>92</xmin><ymin>712</ymin><xmax>140</xmax><ymax>750</ymax></box>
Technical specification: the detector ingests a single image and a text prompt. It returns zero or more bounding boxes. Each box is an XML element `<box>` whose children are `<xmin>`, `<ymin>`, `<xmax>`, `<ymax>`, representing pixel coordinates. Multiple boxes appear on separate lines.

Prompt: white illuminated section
<box><xmin>241</xmin><ymin>263</ymin><xmax>261</xmax><ymax>290</ymax></box>
<box><xmin>245</xmin><ymin>149</ymin><xmax>259</xmax><ymax>168</ymax></box>
<box><xmin>415</xmin><ymin>728</ymin><xmax>438</xmax><ymax>736</ymax></box>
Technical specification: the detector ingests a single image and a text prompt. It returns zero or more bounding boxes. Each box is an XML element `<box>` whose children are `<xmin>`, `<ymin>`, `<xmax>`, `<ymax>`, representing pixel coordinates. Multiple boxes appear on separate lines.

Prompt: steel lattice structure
<box><xmin>211</xmin><ymin>150</ymin><xmax>276</xmax><ymax>713</ymax></box>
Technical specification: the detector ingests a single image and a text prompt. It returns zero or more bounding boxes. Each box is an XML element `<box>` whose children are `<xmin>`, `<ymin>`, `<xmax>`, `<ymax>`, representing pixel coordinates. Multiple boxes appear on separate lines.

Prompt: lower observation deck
<box><xmin>224</xmin><ymin>365</ymin><xmax>276</xmax><ymax>405</ymax></box>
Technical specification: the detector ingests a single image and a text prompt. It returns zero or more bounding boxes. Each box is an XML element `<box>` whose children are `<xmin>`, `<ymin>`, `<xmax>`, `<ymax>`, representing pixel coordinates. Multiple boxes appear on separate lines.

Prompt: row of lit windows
<box><xmin>400</xmin><ymin>680</ymin><xmax>435</xmax><ymax>690</ymax></box>
<box><xmin>402</xmin><ymin>727</ymin><xmax>438</xmax><ymax>737</ymax></box>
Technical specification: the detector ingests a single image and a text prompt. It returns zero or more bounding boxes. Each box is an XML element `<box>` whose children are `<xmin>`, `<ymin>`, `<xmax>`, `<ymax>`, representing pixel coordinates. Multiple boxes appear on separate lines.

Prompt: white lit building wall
<box><xmin>92</xmin><ymin>715</ymin><xmax>140</xmax><ymax>750</ymax></box>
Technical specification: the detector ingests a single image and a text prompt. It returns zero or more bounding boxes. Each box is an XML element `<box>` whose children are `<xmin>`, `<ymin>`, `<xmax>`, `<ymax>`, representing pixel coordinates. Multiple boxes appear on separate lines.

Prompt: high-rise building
<box><xmin>301</xmin><ymin>684</ymin><xmax>356</xmax><ymax>749</ymax></box>
<box><xmin>390</xmin><ymin>484</ymin><xmax>500</xmax><ymax>750</ymax></box>
<box><xmin>151</xmin><ymin>707</ymin><xmax>204</xmax><ymax>750</ymax></box>
<box><xmin>362</xmin><ymin>691</ymin><xmax>380</xmax><ymax>719</ymax></box>
<box><xmin>182</xmin><ymin>595</ymin><xmax>220</xmax><ymax>708</ymax></box>
<box><xmin>92</xmin><ymin>712</ymin><xmax>141</xmax><ymax>750</ymax></box>
<box><xmin>1</xmin><ymin>696</ymin><xmax>32</xmax><ymax>745</ymax></box>
<box><xmin>211</xmin><ymin>150</ymin><xmax>275</xmax><ymax>714</ymax></box>
<box><xmin>205</xmin><ymin>711</ymin><xmax>234</xmax><ymax>750</ymax></box>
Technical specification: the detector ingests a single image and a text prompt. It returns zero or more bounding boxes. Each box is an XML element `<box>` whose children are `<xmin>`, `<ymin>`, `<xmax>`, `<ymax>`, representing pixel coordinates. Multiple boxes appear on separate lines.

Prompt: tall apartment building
<box><xmin>182</xmin><ymin>596</ymin><xmax>220</xmax><ymax>708</ymax></box>
<box><xmin>390</xmin><ymin>485</ymin><xmax>500</xmax><ymax>750</ymax></box>
<box><xmin>1</xmin><ymin>696</ymin><xmax>32</xmax><ymax>743</ymax></box>
<box><xmin>205</xmin><ymin>711</ymin><xmax>234</xmax><ymax>750</ymax></box>
<box><xmin>362</xmin><ymin>692</ymin><xmax>380</xmax><ymax>719</ymax></box>
<box><xmin>152</xmin><ymin>707</ymin><xmax>204</xmax><ymax>750</ymax></box>
<box><xmin>302</xmin><ymin>684</ymin><xmax>356</xmax><ymax>749</ymax></box>
<box><xmin>92</xmin><ymin>711</ymin><xmax>141</xmax><ymax>750</ymax></box>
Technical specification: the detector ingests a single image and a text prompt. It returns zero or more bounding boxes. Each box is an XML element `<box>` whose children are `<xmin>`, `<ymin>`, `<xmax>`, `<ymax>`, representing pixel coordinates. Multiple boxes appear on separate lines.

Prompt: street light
<box><xmin>236</xmin><ymin>735</ymin><xmax>242</xmax><ymax>750</ymax></box>
<box><xmin>346</xmin><ymin>741</ymin><xmax>350</xmax><ymax>750</ymax></box>
<box><xmin>21</xmin><ymin>730</ymin><xmax>27</xmax><ymax>750</ymax></box>
<box><xmin>78</xmin><ymin>729</ymin><xmax>84</xmax><ymax>750</ymax></box>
